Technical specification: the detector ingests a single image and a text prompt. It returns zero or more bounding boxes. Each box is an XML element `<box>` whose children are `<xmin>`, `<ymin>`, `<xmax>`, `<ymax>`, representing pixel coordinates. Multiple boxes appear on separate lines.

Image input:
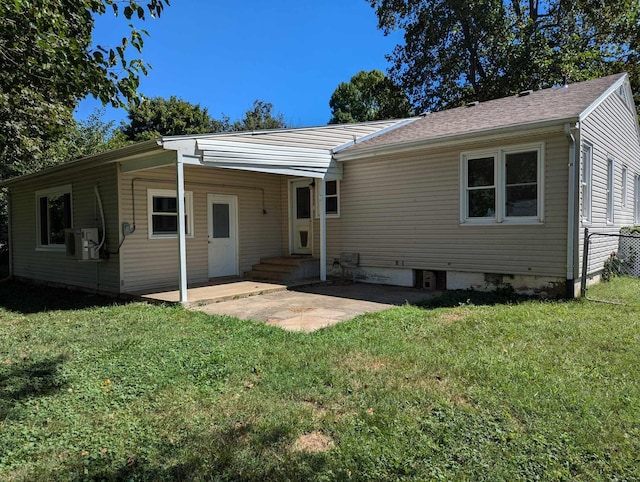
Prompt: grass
<box><xmin>1</xmin><ymin>279</ymin><xmax>639</xmax><ymax>481</ymax></box>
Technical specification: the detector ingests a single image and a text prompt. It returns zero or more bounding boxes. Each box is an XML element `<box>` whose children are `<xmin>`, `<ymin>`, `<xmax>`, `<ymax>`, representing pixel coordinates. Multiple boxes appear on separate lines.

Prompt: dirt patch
<box><xmin>341</xmin><ymin>353</ymin><xmax>389</xmax><ymax>373</ymax></box>
<box><xmin>301</xmin><ymin>400</ymin><xmax>327</xmax><ymax>419</ymax></box>
<box><xmin>438</xmin><ymin>308</ymin><xmax>471</xmax><ymax>324</ymax></box>
<box><xmin>292</xmin><ymin>431</ymin><xmax>333</xmax><ymax>453</ymax></box>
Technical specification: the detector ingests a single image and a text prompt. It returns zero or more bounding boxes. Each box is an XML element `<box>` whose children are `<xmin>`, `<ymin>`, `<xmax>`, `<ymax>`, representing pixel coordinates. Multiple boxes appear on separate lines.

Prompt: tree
<box><xmin>48</xmin><ymin>109</ymin><xmax>131</xmax><ymax>163</ymax></box>
<box><xmin>368</xmin><ymin>0</ymin><xmax>640</xmax><ymax>113</ymax></box>
<box><xmin>328</xmin><ymin>70</ymin><xmax>413</xmax><ymax>124</ymax></box>
<box><xmin>231</xmin><ymin>100</ymin><xmax>287</xmax><ymax>131</ymax></box>
<box><xmin>121</xmin><ymin>96</ymin><xmax>223</xmax><ymax>141</ymax></box>
<box><xmin>0</xmin><ymin>0</ymin><xmax>169</xmax><ymax>179</ymax></box>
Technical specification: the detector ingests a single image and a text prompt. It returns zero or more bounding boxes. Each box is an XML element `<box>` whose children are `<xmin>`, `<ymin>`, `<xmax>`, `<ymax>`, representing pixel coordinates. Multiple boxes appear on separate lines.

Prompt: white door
<box><xmin>208</xmin><ymin>194</ymin><xmax>238</xmax><ymax>278</ymax></box>
<box><xmin>290</xmin><ymin>179</ymin><xmax>312</xmax><ymax>254</ymax></box>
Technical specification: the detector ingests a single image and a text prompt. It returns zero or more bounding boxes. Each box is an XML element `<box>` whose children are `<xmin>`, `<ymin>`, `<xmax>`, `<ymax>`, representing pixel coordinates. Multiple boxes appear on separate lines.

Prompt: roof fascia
<box><xmin>1</xmin><ymin>140</ymin><xmax>162</xmax><ymax>186</ymax></box>
<box><xmin>160</xmin><ymin>119</ymin><xmax>402</xmax><ymax>142</ymax></box>
<box><xmin>332</xmin><ymin>117</ymin><xmax>420</xmax><ymax>154</ymax></box>
<box><xmin>334</xmin><ymin>118</ymin><xmax>575</xmax><ymax>161</ymax></box>
<box><xmin>578</xmin><ymin>73</ymin><xmax>627</xmax><ymax>121</ymax></box>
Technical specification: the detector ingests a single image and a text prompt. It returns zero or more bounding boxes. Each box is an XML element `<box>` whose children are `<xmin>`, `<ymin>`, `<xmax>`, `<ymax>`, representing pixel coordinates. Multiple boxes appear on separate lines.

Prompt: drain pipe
<box><xmin>565</xmin><ymin>122</ymin><xmax>579</xmax><ymax>297</ymax></box>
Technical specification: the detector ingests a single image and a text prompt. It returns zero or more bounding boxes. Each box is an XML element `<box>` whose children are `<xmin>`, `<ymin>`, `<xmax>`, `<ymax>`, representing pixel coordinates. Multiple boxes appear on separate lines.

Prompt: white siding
<box><xmin>578</xmin><ymin>91</ymin><xmax>640</xmax><ymax>277</ymax></box>
<box><xmin>119</xmin><ymin>165</ymin><xmax>286</xmax><ymax>293</ymax></box>
<box><xmin>329</xmin><ymin>133</ymin><xmax>570</xmax><ymax>279</ymax></box>
<box><xmin>9</xmin><ymin>164</ymin><xmax>120</xmax><ymax>292</ymax></box>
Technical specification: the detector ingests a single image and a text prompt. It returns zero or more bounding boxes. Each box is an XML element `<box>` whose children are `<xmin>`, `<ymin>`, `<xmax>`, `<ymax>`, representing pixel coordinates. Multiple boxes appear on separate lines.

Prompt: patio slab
<box><xmin>192</xmin><ymin>282</ymin><xmax>438</xmax><ymax>333</ymax></box>
<box><xmin>136</xmin><ymin>279</ymin><xmax>295</xmax><ymax>304</ymax></box>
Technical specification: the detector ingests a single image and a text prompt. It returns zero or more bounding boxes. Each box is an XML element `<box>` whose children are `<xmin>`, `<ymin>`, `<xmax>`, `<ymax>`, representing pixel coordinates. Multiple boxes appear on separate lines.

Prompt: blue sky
<box><xmin>75</xmin><ymin>1</ymin><xmax>403</xmax><ymax>128</ymax></box>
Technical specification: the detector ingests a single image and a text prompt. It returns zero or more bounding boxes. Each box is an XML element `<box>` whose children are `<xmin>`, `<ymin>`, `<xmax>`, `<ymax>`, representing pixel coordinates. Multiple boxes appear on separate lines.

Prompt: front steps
<box><xmin>246</xmin><ymin>256</ymin><xmax>320</xmax><ymax>282</ymax></box>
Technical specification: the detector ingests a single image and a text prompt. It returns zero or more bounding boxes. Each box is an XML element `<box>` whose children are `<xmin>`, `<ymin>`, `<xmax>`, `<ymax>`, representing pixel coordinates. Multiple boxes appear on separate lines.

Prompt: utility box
<box><xmin>65</xmin><ymin>228</ymin><xmax>100</xmax><ymax>260</ymax></box>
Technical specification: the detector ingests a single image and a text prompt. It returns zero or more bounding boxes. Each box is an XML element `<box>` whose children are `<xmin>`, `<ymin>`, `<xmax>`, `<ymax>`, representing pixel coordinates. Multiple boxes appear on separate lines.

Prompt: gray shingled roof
<box><xmin>339</xmin><ymin>73</ymin><xmax>627</xmax><ymax>155</ymax></box>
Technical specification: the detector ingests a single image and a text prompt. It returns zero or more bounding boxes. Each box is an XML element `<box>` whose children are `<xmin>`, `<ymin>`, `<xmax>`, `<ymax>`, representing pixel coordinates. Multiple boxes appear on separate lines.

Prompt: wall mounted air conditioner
<box><xmin>65</xmin><ymin>228</ymin><xmax>100</xmax><ymax>260</ymax></box>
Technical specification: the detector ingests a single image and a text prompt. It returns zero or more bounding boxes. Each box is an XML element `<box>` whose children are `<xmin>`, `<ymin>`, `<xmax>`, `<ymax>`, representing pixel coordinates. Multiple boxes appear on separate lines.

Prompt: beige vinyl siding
<box><xmin>330</xmin><ymin>133</ymin><xmax>570</xmax><ymax>278</ymax></box>
<box><xmin>578</xmin><ymin>91</ymin><xmax>640</xmax><ymax>276</ymax></box>
<box><xmin>9</xmin><ymin>164</ymin><xmax>120</xmax><ymax>292</ymax></box>
<box><xmin>119</xmin><ymin>165</ymin><xmax>285</xmax><ymax>293</ymax></box>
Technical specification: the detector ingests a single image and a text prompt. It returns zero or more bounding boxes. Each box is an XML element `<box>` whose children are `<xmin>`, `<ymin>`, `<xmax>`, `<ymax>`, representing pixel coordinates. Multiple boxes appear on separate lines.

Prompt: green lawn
<box><xmin>1</xmin><ymin>279</ymin><xmax>639</xmax><ymax>481</ymax></box>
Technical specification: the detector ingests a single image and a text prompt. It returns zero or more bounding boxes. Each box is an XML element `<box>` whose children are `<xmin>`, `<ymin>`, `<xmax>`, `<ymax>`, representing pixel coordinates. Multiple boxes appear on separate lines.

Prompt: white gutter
<box><xmin>0</xmin><ymin>140</ymin><xmax>162</xmax><ymax>186</ymax></box>
<box><xmin>565</xmin><ymin>122</ymin><xmax>579</xmax><ymax>291</ymax></box>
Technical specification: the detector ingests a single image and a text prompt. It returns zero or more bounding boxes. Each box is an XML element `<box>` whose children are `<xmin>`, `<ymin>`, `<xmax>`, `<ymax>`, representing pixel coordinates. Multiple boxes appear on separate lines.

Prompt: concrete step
<box><xmin>251</xmin><ymin>263</ymin><xmax>296</xmax><ymax>274</ymax></box>
<box><xmin>246</xmin><ymin>270</ymin><xmax>291</xmax><ymax>282</ymax></box>
<box><xmin>260</xmin><ymin>256</ymin><xmax>315</xmax><ymax>266</ymax></box>
<box><xmin>246</xmin><ymin>256</ymin><xmax>320</xmax><ymax>282</ymax></box>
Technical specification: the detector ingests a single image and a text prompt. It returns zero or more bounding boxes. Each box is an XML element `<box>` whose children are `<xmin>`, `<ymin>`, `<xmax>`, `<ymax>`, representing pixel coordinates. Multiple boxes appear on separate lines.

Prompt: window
<box><xmin>315</xmin><ymin>180</ymin><xmax>340</xmax><ymax>218</ymax></box>
<box><xmin>36</xmin><ymin>185</ymin><xmax>72</xmax><ymax>249</ymax></box>
<box><xmin>581</xmin><ymin>143</ymin><xmax>593</xmax><ymax>223</ymax></box>
<box><xmin>606</xmin><ymin>158</ymin><xmax>614</xmax><ymax>224</ymax></box>
<box><xmin>460</xmin><ymin>144</ymin><xmax>543</xmax><ymax>224</ymax></box>
<box><xmin>622</xmin><ymin>165</ymin><xmax>628</xmax><ymax>208</ymax></box>
<box><xmin>635</xmin><ymin>175</ymin><xmax>640</xmax><ymax>225</ymax></box>
<box><xmin>147</xmin><ymin>189</ymin><xmax>194</xmax><ymax>238</ymax></box>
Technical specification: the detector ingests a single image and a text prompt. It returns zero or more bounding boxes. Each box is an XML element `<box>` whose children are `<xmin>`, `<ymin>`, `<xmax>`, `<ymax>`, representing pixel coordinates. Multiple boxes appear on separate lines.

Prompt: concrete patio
<box><xmin>136</xmin><ymin>279</ymin><xmax>437</xmax><ymax>332</ymax></box>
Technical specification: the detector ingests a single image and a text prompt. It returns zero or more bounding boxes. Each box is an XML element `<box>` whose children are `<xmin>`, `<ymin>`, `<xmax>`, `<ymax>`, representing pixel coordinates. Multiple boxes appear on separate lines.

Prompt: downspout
<box><xmin>564</xmin><ymin>122</ymin><xmax>579</xmax><ymax>297</ymax></box>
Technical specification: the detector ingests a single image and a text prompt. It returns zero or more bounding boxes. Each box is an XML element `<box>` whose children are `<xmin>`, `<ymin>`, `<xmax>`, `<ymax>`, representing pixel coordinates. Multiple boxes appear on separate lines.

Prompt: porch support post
<box><xmin>176</xmin><ymin>153</ymin><xmax>188</xmax><ymax>304</ymax></box>
<box><xmin>319</xmin><ymin>178</ymin><xmax>327</xmax><ymax>281</ymax></box>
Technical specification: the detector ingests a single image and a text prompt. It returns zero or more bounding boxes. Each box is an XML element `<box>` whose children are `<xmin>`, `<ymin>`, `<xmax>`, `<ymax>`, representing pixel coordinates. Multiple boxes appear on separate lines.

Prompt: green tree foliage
<box><xmin>231</xmin><ymin>100</ymin><xmax>287</xmax><ymax>131</ymax></box>
<box><xmin>121</xmin><ymin>96</ymin><xmax>223</xmax><ymax>141</ymax></box>
<box><xmin>369</xmin><ymin>0</ymin><xmax>640</xmax><ymax>113</ymax></box>
<box><xmin>329</xmin><ymin>70</ymin><xmax>414</xmax><ymax>124</ymax></box>
<box><xmin>0</xmin><ymin>0</ymin><xmax>168</xmax><ymax>179</ymax></box>
<box><xmin>48</xmin><ymin>109</ymin><xmax>130</xmax><ymax>163</ymax></box>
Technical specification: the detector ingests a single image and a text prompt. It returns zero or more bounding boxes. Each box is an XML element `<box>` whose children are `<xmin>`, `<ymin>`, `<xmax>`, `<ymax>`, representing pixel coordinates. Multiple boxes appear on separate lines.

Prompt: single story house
<box><xmin>3</xmin><ymin>73</ymin><xmax>639</xmax><ymax>301</ymax></box>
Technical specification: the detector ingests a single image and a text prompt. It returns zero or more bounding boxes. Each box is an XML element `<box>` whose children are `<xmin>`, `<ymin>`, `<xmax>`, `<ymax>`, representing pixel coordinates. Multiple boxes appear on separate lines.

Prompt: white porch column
<box><xmin>319</xmin><ymin>178</ymin><xmax>327</xmax><ymax>281</ymax></box>
<box><xmin>176</xmin><ymin>153</ymin><xmax>188</xmax><ymax>304</ymax></box>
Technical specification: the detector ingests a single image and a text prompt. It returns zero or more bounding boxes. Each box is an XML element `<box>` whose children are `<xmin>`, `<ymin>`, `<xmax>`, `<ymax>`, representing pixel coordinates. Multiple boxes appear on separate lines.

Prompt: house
<box><xmin>3</xmin><ymin>73</ymin><xmax>639</xmax><ymax>301</ymax></box>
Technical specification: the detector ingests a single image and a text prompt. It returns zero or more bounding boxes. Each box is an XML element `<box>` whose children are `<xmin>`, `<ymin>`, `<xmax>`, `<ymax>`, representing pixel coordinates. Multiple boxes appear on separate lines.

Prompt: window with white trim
<box><xmin>315</xmin><ymin>180</ymin><xmax>340</xmax><ymax>218</ymax></box>
<box><xmin>581</xmin><ymin>143</ymin><xmax>593</xmax><ymax>223</ymax></box>
<box><xmin>147</xmin><ymin>189</ymin><xmax>194</xmax><ymax>238</ymax></box>
<box><xmin>635</xmin><ymin>174</ymin><xmax>640</xmax><ymax>225</ymax></box>
<box><xmin>36</xmin><ymin>185</ymin><xmax>72</xmax><ymax>249</ymax></box>
<box><xmin>606</xmin><ymin>158</ymin><xmax>614</xmax><ymax>224</ymax></box>
<box><xmin>460</xmin><ymin>143</ymin><xmax>543</xmax><ymax>224</ymax></box>
<box><xmin>622</xmin><ymin>165</ymin><xmax>628</xmax><ymax>208</ymax></box>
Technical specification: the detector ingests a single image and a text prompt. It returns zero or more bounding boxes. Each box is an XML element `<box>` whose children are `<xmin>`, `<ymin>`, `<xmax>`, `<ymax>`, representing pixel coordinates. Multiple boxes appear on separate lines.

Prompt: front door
<box><xmin>208</xmin><ymin>194</ymin><xmax>238</xmax><ymax>278</ymax></box>
<box><xmin>290</xmin><ymin>179</ymin><xmax>312</xmax><ymax>254</ymax></box>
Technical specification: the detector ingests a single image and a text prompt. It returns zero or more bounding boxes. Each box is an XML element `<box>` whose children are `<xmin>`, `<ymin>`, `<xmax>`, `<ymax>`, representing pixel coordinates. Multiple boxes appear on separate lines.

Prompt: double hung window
<box><xmin>316</xmin><ymin>180</ymin><xmax>340</xmax><ymax>218</ymax></box>
<box><xmin>36</xmin><ymin>185</ymin><xmax>72</xmax><ymax>249</ymax></box>
<box><xmin>606</xmin><ymin>159</ymin><xmax>615</xmax><ymax>224</ymax></box>
<box><xmin>461</xmin><ymin>144</ymin><xmax>543</xmax><ymax>224</ymax></box>
<box><xmin>147</xmin><ymin>189</ymin><xmax>194</xmax><ymax>238</ymax></box>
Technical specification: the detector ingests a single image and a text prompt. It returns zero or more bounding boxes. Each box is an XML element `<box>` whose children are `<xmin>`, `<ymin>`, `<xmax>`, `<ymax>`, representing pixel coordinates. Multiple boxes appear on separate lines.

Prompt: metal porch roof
<box><xmin>187</xmin><ymin>119</ymin><xmax>416</xmax><ymax>178</ymax></box>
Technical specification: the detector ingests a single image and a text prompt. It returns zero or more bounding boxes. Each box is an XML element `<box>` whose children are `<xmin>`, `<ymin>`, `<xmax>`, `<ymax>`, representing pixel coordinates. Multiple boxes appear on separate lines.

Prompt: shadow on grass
<box><xmin>418</xmin><ymin>288</ymin><xmax>536</xmax><ymax>309</ymax></box>
<box><xmin>0</xmin><ymin>355</ymin><xmax>67</xmax><ymax>419</ymax></box>
<box><xmin>69</xmin><ymin>424</ymin><xmax>330</xmax><ymax>481</ymax></box>
<box><xmin>0</xmin><ymin>279</ymin><xmax>126</xmax><ymax>314</ymax></box>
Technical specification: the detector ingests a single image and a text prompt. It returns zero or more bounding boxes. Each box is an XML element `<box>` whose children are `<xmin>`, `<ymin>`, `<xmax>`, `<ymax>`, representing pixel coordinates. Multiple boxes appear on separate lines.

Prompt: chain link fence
<box><xmin>581</xmin><ymin>228</ymin><xmax>640</xmax><ymax>304</ymax></box>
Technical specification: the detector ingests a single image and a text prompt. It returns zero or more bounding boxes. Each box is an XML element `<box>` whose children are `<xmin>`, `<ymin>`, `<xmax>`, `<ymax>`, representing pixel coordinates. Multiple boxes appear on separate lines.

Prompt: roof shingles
<box><xmin>343</xmin><ymin>73</ymin><xmax>627</xmax><ymax>153</ymax></box>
